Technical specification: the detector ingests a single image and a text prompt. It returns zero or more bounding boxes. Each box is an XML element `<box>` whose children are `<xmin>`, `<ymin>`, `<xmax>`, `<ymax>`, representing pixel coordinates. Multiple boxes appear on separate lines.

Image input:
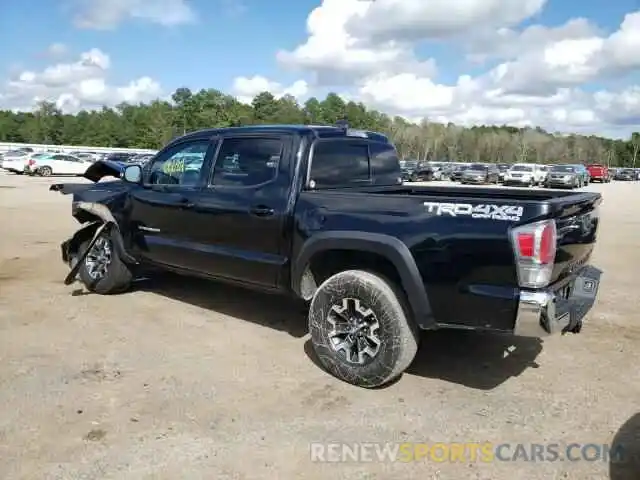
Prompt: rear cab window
<box><xmin>309</xmin><ymin>139</ymin><xmax>401</xmax><ymax>188</ymax></box>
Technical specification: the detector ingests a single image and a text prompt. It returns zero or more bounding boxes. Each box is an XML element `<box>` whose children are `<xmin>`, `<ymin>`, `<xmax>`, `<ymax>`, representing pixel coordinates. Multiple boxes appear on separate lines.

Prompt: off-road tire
<box><xmin>77</xmin><ymin>230</ymin><xmax>133</xmax><ymax>294</ymax></box>
<box><xmin>308</xmin><ymin>270</ymin><xmax>419</xmax><ymax>388</ymax></box>
<box><xmin>39</xmin><ymin>166</ymin><xmax>52</xmax><ymax>176</ymax></box>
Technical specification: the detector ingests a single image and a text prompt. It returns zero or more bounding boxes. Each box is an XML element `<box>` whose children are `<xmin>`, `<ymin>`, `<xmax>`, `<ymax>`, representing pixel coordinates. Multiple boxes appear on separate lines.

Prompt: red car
<box><xmin>587</xmin><ymin>164</ymin><xmax>610</xmax><ymax>183</ymax></box>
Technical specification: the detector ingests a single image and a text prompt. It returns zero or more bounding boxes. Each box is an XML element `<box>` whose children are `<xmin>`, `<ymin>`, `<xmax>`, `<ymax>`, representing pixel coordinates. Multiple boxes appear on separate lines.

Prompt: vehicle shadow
<box><xmin>609</xmin><ymin>412</ymin><xmax>640</xmax><ymax>480</ymax></box>
<box><xmin>303</xmin><ymin>330</ymin><xmax>542</xmax><ymax>390</ymax></box>
<box><xmin>406</xmin><ymin>330</ymin><xmax>542</xmax><ymax>390</ymax></box>
<box><xmin>135</xmin><ymin>273</ymin><xmax>308</xmax><ymax>338</ymax></box>
<box><xmin>137</xmin><ymin>273</ymin><xmax>542</xmax><ymax>388</ymax></box>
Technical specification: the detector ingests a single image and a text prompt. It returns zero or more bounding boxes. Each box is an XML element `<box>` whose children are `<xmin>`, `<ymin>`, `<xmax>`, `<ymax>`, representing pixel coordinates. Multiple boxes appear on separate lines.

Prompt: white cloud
<box><xmin>344</xmin><ymin>0</ymin><xmax>547</xmax><ymax>42</ymax></box>
<box><xmin>264</xmin><ymin>2</ymin><xmax>640</xmax><ymax>135</ymax></box>
<box><xmin>276</xmin><ymin>0</ymin><xmax>436</xmax><ymax>85</ymax></box>
<box><xmin>231</xmin><ymin>76</ymin><xmax>309</xmax><ymax>104</ymax></box>
<box><xmin>466</xmin><ymin>18</ymin><xmax>600</xmax><ymax>62</ymax></box>
<box><xmin>72</xmin><ymin>0</ymin><xmax>196</xmax><ymax>29</ymax></box>
<box><xmin>0</xmin><ymin>48</ymin><xmax>162</xmax><ymax>112</ymax></box>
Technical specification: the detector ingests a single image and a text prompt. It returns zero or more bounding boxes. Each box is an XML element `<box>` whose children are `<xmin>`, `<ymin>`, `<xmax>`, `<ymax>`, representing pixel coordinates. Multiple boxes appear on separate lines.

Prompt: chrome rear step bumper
<box><xmin>514</xmin><ymin>265</ymin><xmax>602</xmax><ymax>337</ymax></box>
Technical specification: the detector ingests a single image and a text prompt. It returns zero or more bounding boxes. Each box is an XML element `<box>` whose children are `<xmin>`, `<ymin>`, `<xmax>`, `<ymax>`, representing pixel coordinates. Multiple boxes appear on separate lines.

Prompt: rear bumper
<box><xmin>514</xmin><ymin>265</ymin><xmax>601</xmax><ymax>337</ymax></box>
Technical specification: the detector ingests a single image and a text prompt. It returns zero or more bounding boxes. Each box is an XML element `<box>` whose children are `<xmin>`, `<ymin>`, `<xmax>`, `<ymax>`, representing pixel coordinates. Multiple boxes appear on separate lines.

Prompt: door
<box><xmin>60</xmin><ymin>155</ymin><xmax>89</xmax><ymax>174</ymax></box>
<box><xmin>128</xmin><ymin>138</ymin><xmax>217</xmax><ymax>271</ymax></box>
<box><xmin>184</xmin><ymin>134</ymin><xmax>294</xmax><ymax>288</ymax></box>
<box><xmin>48</xmin><ymin>155</ymin><xmax>66</xmax><ymax>174</ymax></box>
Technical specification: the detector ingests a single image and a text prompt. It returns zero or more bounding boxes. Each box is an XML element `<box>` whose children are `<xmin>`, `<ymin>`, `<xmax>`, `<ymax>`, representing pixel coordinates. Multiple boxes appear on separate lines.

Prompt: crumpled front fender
<box><xmin>64</xmin><ymin>203</ymin><xmax>137</xmax><ymax>265</ymax></box>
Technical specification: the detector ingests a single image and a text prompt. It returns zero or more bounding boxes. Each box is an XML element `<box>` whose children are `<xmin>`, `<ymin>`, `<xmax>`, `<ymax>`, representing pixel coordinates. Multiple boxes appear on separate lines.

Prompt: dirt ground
<box><xmin>0</xmin><ymin>172</ymin><xmax>638</xmax><ymax>480</ymax></box>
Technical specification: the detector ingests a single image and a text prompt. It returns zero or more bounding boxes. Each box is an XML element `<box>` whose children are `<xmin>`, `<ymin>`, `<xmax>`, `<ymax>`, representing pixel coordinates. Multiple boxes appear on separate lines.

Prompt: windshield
<box><xmin>469</xmin><ymin>163</ymin><xmax>486</xmax><ymax>170</ymax></box>
<box><xmin>511</xmin><ymin>165</ymin><xmax>532</xmax><ymax>172</ymax></box>
<box><xmin>33</xmin><ymin>153</ymin><xmax>51</xmax><ymax>158</ymax></box>
<box><xmin>551</xmin><ymin>165</ymin><xmax>574</xmax><ymax>173</ymax></box>
<box><xmin>498</xmin><ymin>164</ymin><xmax>509</xmax><ymax>171</ymax></box>
<box><xmin>621</xmin><ymin>169</ymin><xmax>634</xmax><ymax>174</ymax></box>
<box><xmin>400</xmin><ymin>160</ymin><xmax>417</xmax><ymax>169</ymax></box>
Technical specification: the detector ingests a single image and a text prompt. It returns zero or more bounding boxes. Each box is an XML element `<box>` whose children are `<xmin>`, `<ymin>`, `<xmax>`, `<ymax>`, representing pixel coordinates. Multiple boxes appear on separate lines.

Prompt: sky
<box><xmin>1</xmin><ymin>0</ymin><xmax>640</xmax><ymax>139</ymax></box>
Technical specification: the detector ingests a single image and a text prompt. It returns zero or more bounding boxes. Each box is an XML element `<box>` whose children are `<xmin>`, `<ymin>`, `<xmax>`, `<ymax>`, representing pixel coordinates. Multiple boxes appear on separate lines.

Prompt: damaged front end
<box><xmin>51</xmin><ymin>160</ymin><xmax>137</xmax><ymax>282</ymax></box>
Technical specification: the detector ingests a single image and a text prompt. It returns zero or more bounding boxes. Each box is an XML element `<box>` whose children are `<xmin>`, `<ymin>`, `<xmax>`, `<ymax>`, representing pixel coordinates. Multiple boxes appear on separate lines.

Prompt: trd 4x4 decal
<box><xmin>423</xmin><ymin>202</ymin><xmax>523</xmax><ymax>221</ymax></box>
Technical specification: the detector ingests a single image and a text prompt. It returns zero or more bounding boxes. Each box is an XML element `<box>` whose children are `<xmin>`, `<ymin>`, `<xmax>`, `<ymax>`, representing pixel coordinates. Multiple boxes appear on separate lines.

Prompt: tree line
<box><xmin>0</xmin><ymin>87</ymin><xmax>639</xmax><ymax>167</ymax></box>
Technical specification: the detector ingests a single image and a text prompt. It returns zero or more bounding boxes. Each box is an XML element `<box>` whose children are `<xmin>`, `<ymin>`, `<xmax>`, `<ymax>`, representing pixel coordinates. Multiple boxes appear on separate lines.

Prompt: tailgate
<box><xmin>550</xmin><ymin>194</ymin><xmax>601</xmax><ymax>284</ymax></box>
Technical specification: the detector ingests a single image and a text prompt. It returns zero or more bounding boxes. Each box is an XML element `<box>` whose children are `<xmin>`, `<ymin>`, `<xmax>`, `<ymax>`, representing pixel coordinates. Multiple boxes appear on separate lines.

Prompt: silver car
<box><xmin>545</xmin><ymin>165</ymin><xmax>580</xmax><ymax>189</ymax></box>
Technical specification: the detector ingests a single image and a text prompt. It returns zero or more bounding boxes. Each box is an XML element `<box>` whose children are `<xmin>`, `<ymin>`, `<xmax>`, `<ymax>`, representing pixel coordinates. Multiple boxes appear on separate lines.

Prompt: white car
<box><xmin>28</xmin><ymin>153</ymin><xmax>93</xmax><ymax>176</ymax></box>
<box><xmin>503</xmin><ymin>163</ymin><xmax>546</xmax><ymax>186</ymax></box>
<box><xmin>1</xmin><ymin>150</ymin><xmax>31</xmax><ymax>173</ymax></box>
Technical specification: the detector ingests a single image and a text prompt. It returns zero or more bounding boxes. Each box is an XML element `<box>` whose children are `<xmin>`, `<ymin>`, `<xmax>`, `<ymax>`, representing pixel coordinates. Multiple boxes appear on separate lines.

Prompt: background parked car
<box><xmin>544</xmin><ymin>164</ymin><xmax>581</xmax><ymax>189</ymax></box>
<box><xmin>460</xmin><ymin>163</ymin><xmax>499</xmax><ymax>184</ymax></box>
<box><xmin>572</xmin><ymin>164</ymin><xmax>590</xmax><ymax>185</ymax></box>
<box><xmin>586</xmin><ymin>164</ymin><xmax>610</xmax><ymax>183</ymax></box>
<box><xmin>538</xmin><ymin>165</ymin><xmax>550</xmax><ymax>184</ymax></box>
<box><xmin>614</xmin><ymin>168</ymin><xmax>636</xmax><ymax>181</ymax></box>
<box><xmin>0</xmin><ymin>150</ymin><xmax>31</xmax><ymax>173</ymax></box>
<box><xmin>104</xmin><ymin>152</ymin><xmax>137</xmax><ymax>163</ymax></box>
<box><xmin>399</xmin><ymin>159</ymin><xmax>418</xmax><ymax>181</ymax></box>
<box><xmin>497</xmin><ymin>163</ymin><xmax>510</xmax><ymax>182</ymax></box>
<box><xmin>130</xmin><ymin>153</ymin><xmax>156</xmax><ymax>166</ymax></box>
<box><xmin>425</xmin><ymin>162</ymin><xmax>447</xmax><ymax>180</ymax></box>
<box><xmin>503</xmin><ymin>163</ymin><xmax>543</xmax><ymax>186</ymax></box>
<box><xmin>27</xmin><ymin>153</ymin><xmax>93</xmax><ymax>176</ymax></box>
<box><xmin>408</xmin><ymin>161</ymin><xmax>436</xmax><ymax>181</ymax></box>
<box><xmin>450</xmin><ymin>164</ymin><xmax>469</xmax><ymax>181</ymax></box>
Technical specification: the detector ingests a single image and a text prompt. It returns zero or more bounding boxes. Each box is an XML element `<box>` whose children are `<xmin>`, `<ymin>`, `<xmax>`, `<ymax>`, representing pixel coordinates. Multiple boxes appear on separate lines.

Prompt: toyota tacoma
<box><xmin>50</xmin><ymin>124</ymin><xmax>603</xmax><ymax>388</ymax></box>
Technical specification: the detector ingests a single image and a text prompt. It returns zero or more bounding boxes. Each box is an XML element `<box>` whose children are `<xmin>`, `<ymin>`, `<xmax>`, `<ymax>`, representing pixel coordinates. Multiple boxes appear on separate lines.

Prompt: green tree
<box><xmin>0</xmin><ymin>88</ymin><xmax>637</xmax><ymax>167</ymax></box>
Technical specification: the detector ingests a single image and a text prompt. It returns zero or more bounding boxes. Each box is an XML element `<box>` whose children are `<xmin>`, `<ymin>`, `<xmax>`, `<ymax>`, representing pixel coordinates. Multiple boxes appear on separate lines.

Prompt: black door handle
<box><xmin>250</xmin><ymin>205</ymin><xmax>274</xmax><ymax>217</ymax></box>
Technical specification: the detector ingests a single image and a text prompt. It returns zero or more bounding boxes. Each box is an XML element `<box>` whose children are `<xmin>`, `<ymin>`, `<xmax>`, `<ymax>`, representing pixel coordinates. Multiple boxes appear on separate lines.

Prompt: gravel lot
<box><xmin>0</xmin><ymin>172</ymin><xmax>638</xmax><ymax>479</ymax></box>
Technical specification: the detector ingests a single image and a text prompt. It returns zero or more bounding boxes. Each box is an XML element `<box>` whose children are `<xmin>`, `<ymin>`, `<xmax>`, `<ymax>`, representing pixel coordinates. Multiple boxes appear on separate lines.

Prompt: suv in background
<box><xmin>587</xmin><ymin>164</ymin><xmax>610</xmax><ymax>183</ymax></box>
<box><xmin>503</xmin><ymin>163</ymin><xmax>544</xmax><ymax>186</ymax></box>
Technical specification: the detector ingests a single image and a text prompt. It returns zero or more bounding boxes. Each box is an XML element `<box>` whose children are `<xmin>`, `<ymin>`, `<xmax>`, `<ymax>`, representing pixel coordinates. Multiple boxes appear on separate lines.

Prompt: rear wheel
<box><xmin>308</xmin><ymin>270</ymin><xmax>419</xmax><ymax>388</ymax></box>
<box><xmin>39</xmin><ymin>166</ymin><xmax>52</xmax><ymax>177</ymax></box>
<box><xmin>77</xmin><ymin>230</ymin><xmax>133</xmax><ymax>294</ymax></box>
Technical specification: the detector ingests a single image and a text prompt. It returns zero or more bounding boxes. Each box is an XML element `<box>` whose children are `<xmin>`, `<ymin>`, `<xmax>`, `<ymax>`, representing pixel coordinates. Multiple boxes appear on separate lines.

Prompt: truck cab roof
<box><xmin>175</xmin><ymin>125</ymin><xmax>390</xmax><ymax>144</ymax></box>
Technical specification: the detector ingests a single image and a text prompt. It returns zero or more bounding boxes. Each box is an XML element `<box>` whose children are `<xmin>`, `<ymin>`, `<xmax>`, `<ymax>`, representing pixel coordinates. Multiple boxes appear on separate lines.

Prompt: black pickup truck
<box><xmin>51</xmin><ymin>124</ymin><xmax>602</xmax><ymax>388</ymax></box>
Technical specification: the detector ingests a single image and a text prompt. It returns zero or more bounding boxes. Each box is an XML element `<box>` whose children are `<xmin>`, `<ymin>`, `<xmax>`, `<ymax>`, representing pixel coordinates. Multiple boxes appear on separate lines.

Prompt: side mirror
<box><xmin>123</xmin><ymin>164</ymin><xmax>142</xmax><ymax>183</ymax></box>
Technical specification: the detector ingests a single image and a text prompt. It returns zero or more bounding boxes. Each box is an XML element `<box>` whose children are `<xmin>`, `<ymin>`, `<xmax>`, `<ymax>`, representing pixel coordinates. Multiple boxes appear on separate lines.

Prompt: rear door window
<box><xmin>310</xmin><ymin>140</ymin><xmax>370</xmax><ymax>188</ymax></box>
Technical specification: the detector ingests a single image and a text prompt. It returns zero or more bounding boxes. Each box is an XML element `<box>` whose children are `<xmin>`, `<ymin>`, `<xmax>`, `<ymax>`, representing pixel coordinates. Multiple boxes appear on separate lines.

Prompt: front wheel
<box><xmin>308</xmin><ymin>270</ymin><xmax>419</xmax><ymax>388</ymax></box>
<box><xmin>39</xmin><ymin>166</ymin><xmax>52</xmax><ymax>176</ymax></box>
<box><xmin>77</xmin><ymin>230</ymin><xmax>133</xmax><ymax>294</ymax></box>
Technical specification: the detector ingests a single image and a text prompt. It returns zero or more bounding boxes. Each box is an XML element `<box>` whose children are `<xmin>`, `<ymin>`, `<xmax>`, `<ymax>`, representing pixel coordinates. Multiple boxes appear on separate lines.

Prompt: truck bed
<box><xmin>297</xmin><ymin>185</ymin><xmax>601</xmax><ymax>330</ymax></box>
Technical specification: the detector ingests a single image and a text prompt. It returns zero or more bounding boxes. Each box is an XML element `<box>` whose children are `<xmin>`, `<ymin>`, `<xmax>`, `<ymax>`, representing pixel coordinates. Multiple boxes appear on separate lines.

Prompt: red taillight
<box><xmin>28</xmin><ymin>159</ymin><xmax>35</xmax><ymax>166</ymax></box>
<box><xmin>517</xmin><ymin>233</ymin><xmax>534</xmax><ymax>257</ymax></box>
<box><xmin>510</xmin><ymin>219</ymin><xmax>557</xmax><ymax>288</ymax></box>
